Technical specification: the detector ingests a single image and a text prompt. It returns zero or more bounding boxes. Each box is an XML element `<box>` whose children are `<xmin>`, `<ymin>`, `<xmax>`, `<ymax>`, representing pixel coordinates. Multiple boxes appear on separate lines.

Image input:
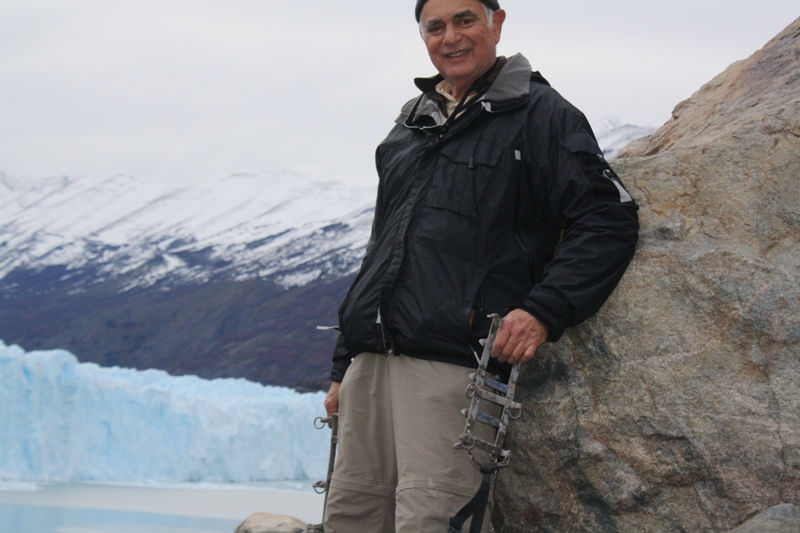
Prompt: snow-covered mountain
<box><xmin>0</xmin><ymin>171</ymin><xmax>376</xmax><ymax>292</ymax></box>
<box><xmin>0</xmin><ymin>171</ymin><xmax>376</xmax><ymax>389</ymax></box>
<box><xmin>593</xmin><ymin>116</ymin><xmax>656</xmax><ymax>158</ymax></box>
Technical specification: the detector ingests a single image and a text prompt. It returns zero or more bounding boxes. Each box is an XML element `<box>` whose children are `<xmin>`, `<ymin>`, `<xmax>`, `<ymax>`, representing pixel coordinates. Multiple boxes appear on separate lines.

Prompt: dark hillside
<box><xmin>0</xmin><ymin>270</ymin><xmax>354</xmax><ymax>390</ymax></box>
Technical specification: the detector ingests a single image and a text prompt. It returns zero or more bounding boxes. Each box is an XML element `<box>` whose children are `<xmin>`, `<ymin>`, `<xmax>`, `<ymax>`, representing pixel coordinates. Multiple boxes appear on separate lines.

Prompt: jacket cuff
<box><xmin>331</xmin><ymin>358</ymin><xmax>351</xmax><ymax>382</ymax></box>
<box><xmin>331</xmin><ymin>334</ymin><xmax>354</xmax><ymax>382</ymax></box>
<box><xmin>520</xmin><ymin>286</ymin><xmax>572</xmax><ymax>342</ymax></box>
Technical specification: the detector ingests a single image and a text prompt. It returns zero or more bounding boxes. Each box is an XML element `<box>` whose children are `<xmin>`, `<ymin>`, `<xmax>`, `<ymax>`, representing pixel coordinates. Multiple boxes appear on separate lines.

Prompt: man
<box><xmin>323</xmin><ymin>0</ymin><xmax>639</xmax><ymax>531</ymax></box>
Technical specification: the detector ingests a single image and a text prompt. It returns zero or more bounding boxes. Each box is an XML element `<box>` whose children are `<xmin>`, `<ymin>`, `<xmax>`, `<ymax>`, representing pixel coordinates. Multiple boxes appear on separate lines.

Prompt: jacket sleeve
<box><xmin>330</xmin><ymin>154</ymin><xmax>388</xmax><ymax>382</ymax></box>
<box><xmin>331</xmin><ymin>335</ymin><xmax>354</xmax><ymax>382</ymax></box>
<box><xmin>519</xmin><ymin>108</ymin><xmax>639</xmax><ymax>341</ymax></box>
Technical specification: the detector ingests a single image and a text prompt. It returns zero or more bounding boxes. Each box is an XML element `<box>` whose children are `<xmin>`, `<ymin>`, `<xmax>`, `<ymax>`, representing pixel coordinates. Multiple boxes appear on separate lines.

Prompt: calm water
<box><xmin>0</xmin><ymin>482</ymin><xmax>323</xmax><ymax>533</ymax></box>
<box><xmin>0</xmin><ymin>503</ymin><xmax>240</xmax><ymax>533</ymax></box>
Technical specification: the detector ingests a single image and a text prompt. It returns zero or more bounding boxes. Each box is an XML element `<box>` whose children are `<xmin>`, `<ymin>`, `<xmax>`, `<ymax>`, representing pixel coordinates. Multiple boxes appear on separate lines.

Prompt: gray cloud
<box><xmin>1</xmin><ymin>0</ymin><xmax>797</xmax><ymax>187</ymax></box>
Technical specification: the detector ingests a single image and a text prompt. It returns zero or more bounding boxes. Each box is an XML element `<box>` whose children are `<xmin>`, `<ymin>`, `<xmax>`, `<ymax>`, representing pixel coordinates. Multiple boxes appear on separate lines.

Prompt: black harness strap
<box><xmin>447</xmin><ymin>461</ymin><xmax>502</xmax><ymax>533</ymax></box>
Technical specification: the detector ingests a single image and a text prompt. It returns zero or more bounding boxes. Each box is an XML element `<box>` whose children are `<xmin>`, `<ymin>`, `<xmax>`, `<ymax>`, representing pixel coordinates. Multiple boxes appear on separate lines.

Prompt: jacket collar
<box><xmin>399</xmin><ymin>53</ymin><xmax>533</xmax><ymax>129</ymax></box>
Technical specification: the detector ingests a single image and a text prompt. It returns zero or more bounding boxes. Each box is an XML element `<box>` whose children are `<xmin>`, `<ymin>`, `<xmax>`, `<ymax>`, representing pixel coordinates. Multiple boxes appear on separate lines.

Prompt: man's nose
<box><xmin>443</xmin><ymin>24</ymin><xmax>461</xmax><ymax>44</ymax></box>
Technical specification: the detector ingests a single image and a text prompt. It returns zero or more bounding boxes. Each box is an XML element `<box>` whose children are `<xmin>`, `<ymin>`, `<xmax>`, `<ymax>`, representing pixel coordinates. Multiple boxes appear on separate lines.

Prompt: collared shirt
<box><xmin>416</xmin><ymin>56</ymin><xmax>509</xmax><ymax>122</ymax></box>
<box><xmin>434</xmin><ymin>79</ymin><xmax>477</xmax><ymax>118</ymax></box>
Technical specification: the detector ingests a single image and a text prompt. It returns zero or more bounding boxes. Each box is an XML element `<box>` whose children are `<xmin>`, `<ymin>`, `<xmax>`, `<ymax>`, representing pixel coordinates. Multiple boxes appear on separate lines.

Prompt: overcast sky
<box><xmin>1</xmin><ymin>1</ymin><xmax>797</xmax><ymax>188</ymax></box>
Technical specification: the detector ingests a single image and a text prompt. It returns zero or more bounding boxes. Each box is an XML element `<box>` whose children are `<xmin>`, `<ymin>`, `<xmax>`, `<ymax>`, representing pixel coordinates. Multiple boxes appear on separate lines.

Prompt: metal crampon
<box><xmin>307</xmin><ymin>413</ymin><xmax>339</xmax><ymax>533</ymax></box>
<box><xmin>454</xmin><ymin>313</ymin><xmax>522</xmax><ymax>468</ymax></box>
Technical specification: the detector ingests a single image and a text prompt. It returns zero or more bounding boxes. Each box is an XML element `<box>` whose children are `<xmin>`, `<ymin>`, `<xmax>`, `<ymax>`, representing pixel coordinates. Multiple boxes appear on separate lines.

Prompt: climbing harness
<box><xmin>307</xmin><ymin>413</ymin><xmax>338</xmax><ymax>533</ymax></box>
<box><xmin>450</xmin><ymin>314</ymin><xmax>523</xmax><ymax>533</ymax></box>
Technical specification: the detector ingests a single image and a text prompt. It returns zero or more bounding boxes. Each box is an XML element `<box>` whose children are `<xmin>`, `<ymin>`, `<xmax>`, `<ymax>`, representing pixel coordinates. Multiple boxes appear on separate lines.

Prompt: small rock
<box><xmin>728</xmin><ymin>504</ymin><xmax>800</xmax><ymax>533</ymax></box>
<box><xmin>233</xmin><ymin>512</ymin><xmax>308</xmax><ymax>533</ymax></box>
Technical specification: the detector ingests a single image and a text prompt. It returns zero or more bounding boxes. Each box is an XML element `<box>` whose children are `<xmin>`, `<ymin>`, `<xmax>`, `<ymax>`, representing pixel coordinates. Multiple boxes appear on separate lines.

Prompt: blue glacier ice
<box><xmin>0</xmin><ymin>340</ymin><xmax>329</xmax><ymax>484</ymax></box>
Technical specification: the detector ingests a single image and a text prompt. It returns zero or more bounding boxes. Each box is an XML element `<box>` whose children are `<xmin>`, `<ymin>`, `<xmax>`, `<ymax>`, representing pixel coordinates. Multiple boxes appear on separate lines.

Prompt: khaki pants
<box><xmin>324</xmin><ymin>353</ymin><xmax>497</xmax><ymax>533</ymax></box>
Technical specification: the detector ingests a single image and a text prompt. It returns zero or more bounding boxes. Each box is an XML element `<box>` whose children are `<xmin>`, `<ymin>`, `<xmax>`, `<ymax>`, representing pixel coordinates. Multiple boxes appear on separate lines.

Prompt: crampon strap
<box><xmin>450</xmin><ymin>314</ymin><xmax>522</xmax><ymax>533</ymax></box>
<box><xmin>447</xmin><ymin>461</ymin><xmax>501</xmax><ymax>533</ymax></box>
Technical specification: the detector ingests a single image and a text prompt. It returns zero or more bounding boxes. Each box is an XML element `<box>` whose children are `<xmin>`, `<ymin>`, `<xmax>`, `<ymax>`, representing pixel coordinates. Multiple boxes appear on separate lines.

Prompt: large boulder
<box><xmin>494</xmin><ymin>16</ymin><xmax>800</xmax><ymax>533</ymax></box>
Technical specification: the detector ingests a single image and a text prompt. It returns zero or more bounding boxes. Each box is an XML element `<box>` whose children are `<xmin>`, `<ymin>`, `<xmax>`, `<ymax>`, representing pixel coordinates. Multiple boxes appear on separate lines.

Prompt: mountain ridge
<box><xmin>1</xmin><ymin>170</ymin><xmax>376</xmax><ymax>293</ymax></box>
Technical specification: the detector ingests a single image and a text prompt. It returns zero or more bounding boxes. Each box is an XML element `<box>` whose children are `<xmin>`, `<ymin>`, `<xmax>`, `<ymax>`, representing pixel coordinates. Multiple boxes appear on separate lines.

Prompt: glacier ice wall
<box><xmin>0</xmin><ymin>341</ymin><xmax>329</xmax><ymax>484</ymax></box>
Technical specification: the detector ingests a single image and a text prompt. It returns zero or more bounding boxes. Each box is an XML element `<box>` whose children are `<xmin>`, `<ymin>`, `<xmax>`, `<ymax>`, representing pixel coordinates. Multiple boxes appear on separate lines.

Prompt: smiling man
<box><xmin>420</xmin><ymin>0</ymin><xmax>505</xmax><ymax>101</ymax></box>
<box><xmin>322</xmin><ymin>0</ymin><xmax>639</xmax><ymax>531</ymax></box>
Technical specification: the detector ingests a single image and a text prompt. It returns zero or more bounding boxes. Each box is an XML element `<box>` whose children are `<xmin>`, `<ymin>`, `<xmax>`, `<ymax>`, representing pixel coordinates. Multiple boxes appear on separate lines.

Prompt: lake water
<box><xmin>0</xmin><ymin>482</ymin><xmax>324</xmax><ymax>533</ymax></box>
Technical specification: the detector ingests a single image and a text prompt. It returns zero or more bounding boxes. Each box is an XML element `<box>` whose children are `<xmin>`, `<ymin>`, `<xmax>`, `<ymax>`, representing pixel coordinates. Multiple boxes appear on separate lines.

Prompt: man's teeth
<box><xmin>446</xmin><ymin>50</ymin><xmax>469</xmax><ymax>58</ymax></box>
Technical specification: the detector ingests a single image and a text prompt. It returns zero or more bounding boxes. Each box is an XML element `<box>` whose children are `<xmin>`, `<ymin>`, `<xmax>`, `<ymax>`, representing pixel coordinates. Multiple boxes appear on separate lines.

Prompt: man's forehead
<box><xmin>420</xmin><ymin>0</ymin><xmax>486</xmax><ymax>22</ymax></box>
<box><xmin>424</xmin><ymin>8</ymin><xmax>481</xmax><ymax>25</ymax></box>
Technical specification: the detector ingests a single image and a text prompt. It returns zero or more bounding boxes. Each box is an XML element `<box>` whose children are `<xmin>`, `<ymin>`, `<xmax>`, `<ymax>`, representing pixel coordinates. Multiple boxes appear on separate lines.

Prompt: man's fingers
<box><xmin>491</xmin><ymin>325</ymin><xmax>511</xmax><ymax>358</ymax></box>
<box><xmin>520</xmin><ymin>344</ymin><xmax>537</xmax><ymax>364</ymax></box>
<box><xmin>491</xmin><ymin>309</ymin><xmax>549</xmax><ymax>364</ymax></box>
<box><xmin>494</xmin><ymin>322</ymin><xmax>528</xmax><ymax>363</ymax></box>
<box><xmin>498</xmin><ymin>338</ymin><xmax>532</xmax><ymax>365</ymax></box>
<box><xmin>324</xmin><ymin>381</ymin><xmax>341</xmax><ymax>417</ymax></box>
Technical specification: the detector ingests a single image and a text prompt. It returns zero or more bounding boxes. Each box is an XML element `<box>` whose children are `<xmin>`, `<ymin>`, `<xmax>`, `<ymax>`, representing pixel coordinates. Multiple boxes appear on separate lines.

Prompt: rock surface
<box><xmin>494</xmin><ymin>16</ymin><xmax>800</xmax><ymax>533</ymax></box>
<box><xmin>233</xmin><ymin>512</ymin><xmax>308</xmax><ymax>533</ymax></box>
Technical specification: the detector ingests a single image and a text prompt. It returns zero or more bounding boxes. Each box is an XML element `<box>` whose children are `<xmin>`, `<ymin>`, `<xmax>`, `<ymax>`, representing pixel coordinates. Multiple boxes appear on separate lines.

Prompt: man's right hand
<box><xmin>325</xmin><ymin>381</ymin><xmax>341</xmax><ymax>417</ymax></box>
<box><xmin>492</xmin><ymin>308</ymin><xmax>549</xmax><ymax>364</ymax></box>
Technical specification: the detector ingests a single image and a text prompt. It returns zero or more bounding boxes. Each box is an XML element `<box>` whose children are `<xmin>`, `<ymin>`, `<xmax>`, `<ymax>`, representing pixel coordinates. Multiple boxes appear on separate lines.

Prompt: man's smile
<box><xmin>444</xmin><ymin>49</ymin><xmax>470</xmax><ymax>58</ymax></box>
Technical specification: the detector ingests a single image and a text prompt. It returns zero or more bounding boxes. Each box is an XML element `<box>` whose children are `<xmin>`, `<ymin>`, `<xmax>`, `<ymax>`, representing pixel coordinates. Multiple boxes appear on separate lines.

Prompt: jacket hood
<box><xmin>482</xmin><ymin>53</ymin><xmax>533</xmax><ymax>105</ymax></box>
<box><xmin>398</xmin><ymin>53</ymin><xmax>534</xmax><ymax>127</ymax></box>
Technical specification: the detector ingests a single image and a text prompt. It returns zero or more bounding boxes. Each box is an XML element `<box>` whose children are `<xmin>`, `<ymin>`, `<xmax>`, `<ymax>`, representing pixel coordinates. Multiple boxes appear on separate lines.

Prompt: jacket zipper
<box><xmin>512</xmin><ymin>150</ymin><xmax>537</xmax><ymax>286</ymax></box>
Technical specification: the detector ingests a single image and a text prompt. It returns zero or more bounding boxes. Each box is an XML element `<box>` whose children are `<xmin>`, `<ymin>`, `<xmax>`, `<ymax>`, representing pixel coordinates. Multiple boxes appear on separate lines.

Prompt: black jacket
<box><xmin>332</xmin><ymin>54</ymin><xmax>639</xmax><ymax>382</ymax></box>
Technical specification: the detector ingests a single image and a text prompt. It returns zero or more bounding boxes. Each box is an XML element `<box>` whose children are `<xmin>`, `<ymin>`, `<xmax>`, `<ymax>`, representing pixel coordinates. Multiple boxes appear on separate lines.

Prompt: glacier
<box><xmin>0</xmin><ymin>340</ymin><xmax>329</xmax><ymax>484</ymax></box>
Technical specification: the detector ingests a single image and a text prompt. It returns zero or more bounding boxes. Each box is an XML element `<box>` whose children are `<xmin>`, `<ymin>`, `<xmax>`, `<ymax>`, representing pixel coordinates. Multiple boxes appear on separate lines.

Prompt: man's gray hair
<box><xmin>419</xmin><ymin>4</ymin><xmax>495</xmax><ymax>36</ymax></box>
<box><xmin>484</xmin><ymin>5</ymin><xmax>495</xmax><ymax>27</ymax></box>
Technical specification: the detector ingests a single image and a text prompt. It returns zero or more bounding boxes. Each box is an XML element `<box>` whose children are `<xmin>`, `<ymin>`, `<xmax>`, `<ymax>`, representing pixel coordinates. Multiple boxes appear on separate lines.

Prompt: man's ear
<box><xmin>492</xmin><ymin>9</ymin><xmax>506</xmax><ymax>43</ymax></box>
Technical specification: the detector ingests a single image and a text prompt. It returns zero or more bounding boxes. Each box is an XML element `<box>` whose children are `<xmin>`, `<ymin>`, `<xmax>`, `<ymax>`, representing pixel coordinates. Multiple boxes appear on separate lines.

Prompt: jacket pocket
<box><xmin>425</xmin><ymin>139</ymin><xmax>503</xmax><ymax>219</ymax></box>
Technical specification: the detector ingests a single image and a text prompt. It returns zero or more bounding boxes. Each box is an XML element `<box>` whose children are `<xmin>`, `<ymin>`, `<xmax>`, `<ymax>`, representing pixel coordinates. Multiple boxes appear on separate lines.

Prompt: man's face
<box><xmin>419</xmin><ymin>0</ymin><xmax>505</xmax><ymax>99</ymax></box>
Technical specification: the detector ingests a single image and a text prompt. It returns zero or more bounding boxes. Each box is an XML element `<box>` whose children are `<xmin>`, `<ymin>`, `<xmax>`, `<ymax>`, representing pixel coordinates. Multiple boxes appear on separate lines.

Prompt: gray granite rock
<box><xmin>493</xmin><ymin>16</ymin><xmax>800</xmax><ymax>533</ymax></box>
<box><xmin>233</xmin><ymin>512</ymin><xmax>307</xmax><ymax>533</ymax></box>
<box><xmin>728</xmin><ymin>504</ymin><xmax>800</xmax><ymax>533</ymax></box>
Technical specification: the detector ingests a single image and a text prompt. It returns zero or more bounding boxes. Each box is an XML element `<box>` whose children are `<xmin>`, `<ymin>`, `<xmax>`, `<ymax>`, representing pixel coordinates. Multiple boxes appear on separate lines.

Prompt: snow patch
<box><xmin>593</xmin><ymin>116</ymin><xmax>656</xmax><ymax>158</ymax></box>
